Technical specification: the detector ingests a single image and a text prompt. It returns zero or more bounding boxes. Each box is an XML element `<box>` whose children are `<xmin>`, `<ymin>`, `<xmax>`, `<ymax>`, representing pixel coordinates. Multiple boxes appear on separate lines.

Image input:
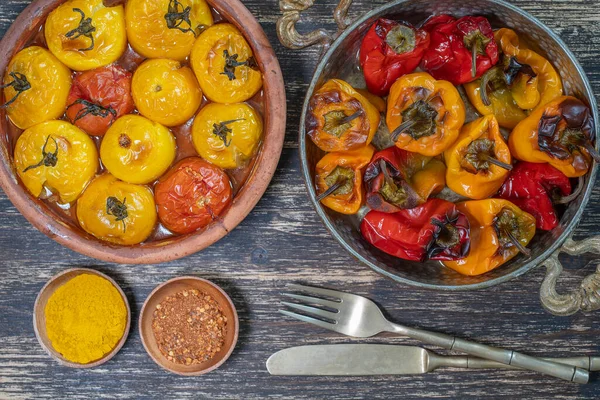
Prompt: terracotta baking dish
<box><xmin>0</xmin><ymin>0</ymin><xmax>286</xmax><ymax>264</ymax></box>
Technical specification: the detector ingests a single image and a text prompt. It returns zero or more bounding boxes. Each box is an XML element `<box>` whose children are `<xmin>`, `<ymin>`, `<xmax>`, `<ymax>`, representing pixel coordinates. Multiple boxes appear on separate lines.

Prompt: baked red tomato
<box><xmin>66</xmin><ymin>64</ymin><xmax>135</xmax><ymax>136</ymax></box>
<box><xmin>155</xmin><ymin>157</ymin><xmax>233</xmax><ymax>235</ymax></box>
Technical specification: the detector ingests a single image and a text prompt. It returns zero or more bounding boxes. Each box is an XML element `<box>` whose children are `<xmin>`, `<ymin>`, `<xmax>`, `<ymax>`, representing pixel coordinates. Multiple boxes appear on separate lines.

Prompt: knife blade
<box><xmin>266</xmin><ymin>345</ymin><xmax>600</xmax><ymax>376</ymax></box>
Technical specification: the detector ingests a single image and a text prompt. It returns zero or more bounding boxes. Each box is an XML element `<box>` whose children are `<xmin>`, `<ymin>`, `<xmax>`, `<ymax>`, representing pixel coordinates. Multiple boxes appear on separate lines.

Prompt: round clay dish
<box><xmin>139</xmin><ymin>276</ymin><xmax>239</xmax><ymax>376</ymax></box>
<box><xmin>0</xmin><ymin>0</ymin><xmax>286</xmax><ymax>264</ymax></box>
<box><xmin>33</xmin><ymin>268</ymin><xmax>131</xmax><ymax>368</ymax></box>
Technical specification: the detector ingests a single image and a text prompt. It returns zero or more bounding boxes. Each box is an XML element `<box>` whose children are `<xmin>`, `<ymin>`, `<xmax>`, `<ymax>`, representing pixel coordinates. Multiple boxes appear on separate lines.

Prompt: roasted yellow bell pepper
<box><xmin>192</xmin><ymin>102</ymin><xmax>263</xmax><ymax>169</ymax></box>
<box><xmin>509</xmin><ymin>96</ymin><xmax>597</xmax><ymax>178</ymax></box>
<box><xmin>100</xmin><ymin>115</ymin><xmax>177</xmax><ymax>184</ymax></box>
<box><xmin>14</xmin><ymin>120</ymin><xmax>98</xmax><ymax>204</ymax></box>
<box><xmin>45</xmin><ymin>0</ymin><xmax>126</xmax><ymax>71</ymax></box>
<box><xmin>132</xmin><ymin>58</ymin><xmax>202</xmax><ymax>127</ymax></box>
<box><xmin>77</xmin><ymin>173</ymin><xmax>157</xmax><ymax>245</ymax></box>
<box><xmin>387</xmin><ymin>72</ymin><xmax>465</xmax><ymax>157</ymax></box>
<box><xmin>191</xmin><ymin>23</ymin><xmax>262</xmax><ymax>104</ymax></box>
<box><xmin>444</xmin><ymin>115</ymin><xmax>512</xmax><ymax>199</ymax></box>
<box><xmin>464</xmin><ymin>28</ymin><xmax>563</xmax><ymax>129</ymax></box>
<box><xmin>2</xmin><ymin>46</ymin><xmax>72</xmax><ymax>129</ymax></box>
<box><xmin>444</xmin><ymin>199</ymin><xmax>536</xmax><ymax>276</ymax></box>
<box><xmin>307</xmin><ymin>79</ymin><xmax>381</xmax><ymax>152</ymax></box>
<box><xmin>126</xmin><ymin>0</ymin><xmax>213</xmax><ymax>61</ymax></box>
<box><xmin>315</xmin><ymin>145</ymin><xmax>375</xmax><ymax>215</ymax></box>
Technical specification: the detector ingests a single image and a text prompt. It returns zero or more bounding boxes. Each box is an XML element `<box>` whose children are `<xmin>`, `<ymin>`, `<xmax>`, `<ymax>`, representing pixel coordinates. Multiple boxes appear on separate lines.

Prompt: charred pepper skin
<box><xmin>386</xmin><ymin>72</ymin><xmax>466</xmax><ymax>157</ymax></box>
<box><xmin>444</xmin><ymin>115</ymin><xmax>512</xmax><ymax>200</ymax></box>
<box><xmin>363</xmin><ymin>146</ymin><xmax>445</xmax><ymax>213</ymax></box>
<box><xmin>360</xmin><ymin>198</ymin><xmax>471</xmax><ymax>262</ymax></box>
<box><xmin>359</xmin><ymin>19</ymin><xmax>430</xmax><ymax>96</ymax></box>
<box><xmin>443</xmin><ymin>199</ymin><xmax>536</xmax><ymax>276</ymax></box>
<box><xmin>421</xmin><ymin>15</ymin><xmax>499</xmax><ymax>86</ymax></box>
<box><xmin>509</xmin><ymin>96</ymin><xmax>597</xmax><ymax>178</ymax></box>
<box><xmin>315</xmin><ymin>145</ymin><xmax>375</xmax><ymax>215</ymax></box>
<box><xmin>497</xmin><ymin>161</ymin><xmax>572</xmax><ymax>231</ymax></box>
<box><xmin>465</xmin><ymin>28</ymin><xmax>563</xmax><ymax>129</ymax></box>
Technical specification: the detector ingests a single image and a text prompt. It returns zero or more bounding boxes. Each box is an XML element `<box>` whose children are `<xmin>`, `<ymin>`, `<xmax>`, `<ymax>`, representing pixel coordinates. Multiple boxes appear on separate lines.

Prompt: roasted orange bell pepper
<box><xmin>307</xmin><ymin>79</ymin><xmax>381</xmax><ymax>152</ymax></box>
<box><xmin>364</xmin><ymin>146</ymin><xmax>445</xmax><ymax>213</ymax></box>
<box><xmin>444</xmin><ymin>115</ymin><xmax>512</xmax><ymax>199</ymax></box>
<box><xmin>315</xmin><ymin>145</ymin><xmax>375</xmax><ymax>215</ymax></box>
<box><xmin>465</xmin><ymin>28</ymin><xmax>563</xmax><ymax>129</ymax></box>
<box><xmin>444</xmin><ymin>199</ymin><xmax>536</xmax><ymax>276</ymax></box>
<box><xmin>508</xmin><ymin>96</ymin><xmax>597</xmax><ymax>178</ymax></box>
<box><xmin>386</xmin><ymin>72</ymin><xmax>465</xmax><ymax>156</ymax></box>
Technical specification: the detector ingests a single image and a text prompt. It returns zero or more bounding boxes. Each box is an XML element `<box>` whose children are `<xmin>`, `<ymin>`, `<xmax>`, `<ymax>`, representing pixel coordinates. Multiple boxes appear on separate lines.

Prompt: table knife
<box><xmin>266</xmin><ymin>345</ymin><xmax>600</xmax><ymax>376</ymax></box>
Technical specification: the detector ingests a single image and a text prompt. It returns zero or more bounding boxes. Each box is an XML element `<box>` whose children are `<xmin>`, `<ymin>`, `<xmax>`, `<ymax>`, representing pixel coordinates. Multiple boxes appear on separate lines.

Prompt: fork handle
<box><xmin>389</xmin><ymin>324</ymin><xmax>589</xmax><ymax>383</ymax></box>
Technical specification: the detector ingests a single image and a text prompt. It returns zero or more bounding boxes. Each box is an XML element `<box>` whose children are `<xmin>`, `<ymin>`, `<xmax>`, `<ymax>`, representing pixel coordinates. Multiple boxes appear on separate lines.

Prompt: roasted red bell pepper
<box><xmin>363</xmin><ymin>146</ymin><xmax>446</xmax><ymax>213</ymax></box>
<box><xmin>361</xmin><ymin>198</ymin><xmax>471</xmax><ymax>262</ymax></box>
<box><xmin>421</xmin><ymin>15</ymin><xmax>499</xmax><ymax>85</ymax></box>
<box><xmin>359</xmin><ymin>19</ymin><xmax>430</xmax><ymax>96</ymax></box>
<box><xmin>496</xmin><ymin>162</ymin><xmax>574</xmax><ymax>231</ymax></box>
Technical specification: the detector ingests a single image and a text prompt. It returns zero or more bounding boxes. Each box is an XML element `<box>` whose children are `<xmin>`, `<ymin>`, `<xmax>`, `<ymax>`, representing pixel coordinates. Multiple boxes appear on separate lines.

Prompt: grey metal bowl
<box><xmin>277</xmin><ymin>0</ymin><xmax>600</xmax><ymax>310</ymax></box>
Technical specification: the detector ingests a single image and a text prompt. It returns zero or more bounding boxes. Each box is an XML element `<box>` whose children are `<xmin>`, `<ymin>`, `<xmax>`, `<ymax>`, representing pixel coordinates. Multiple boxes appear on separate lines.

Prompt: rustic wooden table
<box><xmin>1</xmin><ymin>0</ymin><xmax>599</xmax><ymax>398</ymax></box>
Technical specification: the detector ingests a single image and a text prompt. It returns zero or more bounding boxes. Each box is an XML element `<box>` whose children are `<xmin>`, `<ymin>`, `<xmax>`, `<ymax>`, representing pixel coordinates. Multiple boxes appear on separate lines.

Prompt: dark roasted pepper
<box><xmin>315</xmin><ymin>145</ymin><xmax>375</xmax><ymax>215</ymax></box>
<box><xmin>497</xmin><ymin>161</ymin><xmax>575</xmax><ymax>231</ymax></box>
<box><xmin>465</xmin><ymin>28</ymin><xmax>563</xmax><ymax>129</ymax></box>
<box><xmin>386</xmin><ymin>72</ymin><xmax>466</xmax><ymax>156</ymax></box>
<box><xmin>444</xmin><ymin>115</ymin><xmax>512</xmax><ymax>199</ymax></box>
<box><xmin>443</xmin><ymin>199</ymin><xmax>536</xmax><ymax>276</ymax></box>
<box><xmin>360</xmin><ymin>199</ymin><xmax>471</xmax><ymax>262</ymax></box>
<box><xmin>307</xmin><ymin>79</ymin><xmax>381</xmax><ymax>152</ymax></box>
<box><xmin>363</xmin><ymin>146</ymin><xmax>446</xmax><ymax>213</ymax></box>
<box><xmin>421</xmin><ymin>15</ymin><xmax>499</xmax><ymax>85</ymax></box>
<box><xmin>509</xmin><ymin>96</ymin><xmax>598</xmax><ymax>177</ymax></box>
<box><xmin>359</xmin><ymin>18</ymin><xmax>430</xmax><ymax>96</ymax></box>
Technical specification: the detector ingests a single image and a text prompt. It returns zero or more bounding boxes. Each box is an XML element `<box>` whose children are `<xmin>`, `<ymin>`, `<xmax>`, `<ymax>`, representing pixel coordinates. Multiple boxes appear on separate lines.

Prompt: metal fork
<box><xmin>280</xmin><ymin>284</ymin><xmax>589</xmax><ymax>384</ymax></box>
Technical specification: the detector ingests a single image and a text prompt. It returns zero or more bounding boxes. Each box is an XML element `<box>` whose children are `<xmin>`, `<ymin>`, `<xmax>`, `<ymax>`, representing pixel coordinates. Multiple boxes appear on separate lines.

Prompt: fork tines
<box><xmin>279</xmin><ymin>283</ymin><xmax>342</xmax><ymax>328</ymax></box>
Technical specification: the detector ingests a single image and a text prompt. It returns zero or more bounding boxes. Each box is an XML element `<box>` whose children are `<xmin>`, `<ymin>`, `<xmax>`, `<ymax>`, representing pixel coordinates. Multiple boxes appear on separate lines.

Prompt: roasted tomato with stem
<box><xmin>66</xmin><ymin>64</ymin><xmax>135</xmax><ymax>136</ymax></box>
<box><xmin>155</xmin><ymin>157</ymin><xmax>233</xmax><ymax>235</ymax></box>
<box><xmin>508</xmin><ymin>96</ymin><xmax>598</xmax><ymax>178</ymax></box>
<box><xmin>191</xmin><ymin>23</ymin><xmax>262</xmax><ymax>104</ymax></box>
<box><xmin>132</xmin><ymin>59</ymin><xmax>202</xmax><ymax>127</ymax></box>
<box><xmin>315</xmin><ymin>145</ymin><xmax>375</xmax><ymax>215</ymax></box>
<box><xmin>2</xmin><ymin>46</ymin><xmax>72</xmax><ymax>130</ymax></box>
<box><xmin>192</xmin><ymin>102</ymin><xmax>263</xmax><ymax>169</ymax></box>
<box><xmin>77</xmin><ymin>173</ymin><xmax>157</xmax><ymax>245</ymax></box>
<box><xmin>443</xmin><ymin>199</ymin><xmax>536</xmax><ymax>276</ymax></box>
<box><xmin>444</xmin><ymin>115</ymin><xmax>512</xmax><ymax>200</ymax></box>
<box><xmin>363</xmin><ymin>146</ymin><xmax>446</xmax><ymax>213</ymax></box>
<box><xmin>126</xmin><ymin>0</ymin><xmax>213</xmax><ymax>61</ymax></box>
<box><xmin>307</xmin><ymin>79</ymin><xmax>381</xmax><ymax>152</ymax></box>
<box><xmin>45</xmin><ymin>0</ymin><xmax>127</xmax><ymax>71</ymax></box>
<box><xmin>100</xmin><ymin>115</ymin><xmax>177</xmax><ymax>184</ymax></box>
<box><xmin>386</xmin><ymin>72</ymin><xmax>466</xmax><ymax>157</ymax></box>
<box><xmin>359</xmin><ymin>19</ymin><xmax>430</xmax><ymax>96</ymax></box>
<box><xmin>361</xmin><ymin>199</ymin><xmax>471</xmax><ymax>262</ymax></box>
<box><xmin>14</xmin><ymin>121</ymin><xmax>98</xmax><ymax>204</ymax></box>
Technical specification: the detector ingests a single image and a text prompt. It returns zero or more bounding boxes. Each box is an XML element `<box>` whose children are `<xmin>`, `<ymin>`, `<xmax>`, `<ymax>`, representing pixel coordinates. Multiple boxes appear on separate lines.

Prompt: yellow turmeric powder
<box><xmin>44</xmin><ymin>274</ymin><xmax>127</xmax><ymax>364</ymax></box>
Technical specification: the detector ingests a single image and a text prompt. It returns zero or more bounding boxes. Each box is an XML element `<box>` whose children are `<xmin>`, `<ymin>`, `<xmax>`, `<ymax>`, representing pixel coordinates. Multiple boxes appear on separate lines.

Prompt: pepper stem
<box><xmin>339</xmin><ymin>110</ymin><xmax>362</xmax><ymax>125</ymax></box>
<box><xmin>553</xmin><ymin>175</ymin><xmax>584</xmax><ymax>205</ymax></box>
<box><xmin>379</xmin><ymin>159</ymin><xmax>395</xmax><ymax>187</ymax></box>
<box><xmin>480</xmin><ymin>154</ymin><xmax>513</xmax><ymax>171</ymax></box>
<box><xmin>479</xmin><ymin>68</ymin><xmax>496</xmax><ymax>107</ymax></box>
<box><xmin>390</xmin><ymin>119</ymin><xmax>417</xmax><ymax>142</ymax></box>
<box><xmin>316</xmin><ymin>178</ymin><xmax>346</xmax><ymax>202</ymax></box>
<box><xmin>502</xmin><ymin>228</ymin><xmax>531</xmax><ymax>257</ymax></box>
<box><xmin>471</xmin><ymin>45</ymin><xmax>477</xmax><ymax>79</ymax></box>
<box><xmin>583</xmin><ymin>141</ymin><xmax>600</xmax><ymax>163</ymax></box>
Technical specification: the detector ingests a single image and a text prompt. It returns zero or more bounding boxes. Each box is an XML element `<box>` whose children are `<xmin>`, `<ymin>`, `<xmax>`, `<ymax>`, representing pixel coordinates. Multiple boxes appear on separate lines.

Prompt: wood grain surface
<box><xmin>1</xmin><ymin>0</ymin><xmax>600</xmax><ymax>398</ymax></box>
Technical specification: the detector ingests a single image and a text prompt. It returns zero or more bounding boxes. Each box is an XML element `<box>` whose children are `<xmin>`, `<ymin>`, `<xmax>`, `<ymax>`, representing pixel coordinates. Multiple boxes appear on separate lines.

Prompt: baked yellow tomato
<box><xmin>14</xmin><ymin>121</ymin><xmax>98</xmax><ymax>204</ymax></box>
<box><xmin>132</xmin><ymin>59</ymin><xmax>202</xmax><ymax>127</ymax></box>
<box><xmin>76</xmin><ymin>173</ymin><xmax>157</xmax><ymax>245</ymax></box>
<box><xmin>191</xmin><ymin>23</ymin><xmax>262</xmax><ymax>103</ymax></box>
<box><xmin>45</xmin><ymin>0</ymin><xmax>127</xmax><ymax>71</ymax></box>
<box><xmin>100</xmin><ymin>115</ymin><xmax>176</xmax><ymax>184</ymax></box>
<box><xmin>126</xmin><ymin>0</ymin><xmax>213</xmax><ymax>61</ymax></box>
<box><xmin>2</xmin><ymin>46</ymin><xmax>72</xmax><ymax>129</ymax></box>
<box><xmin>192</xmin><ymin>102</ymin><xmax>262</xmax><ymax>169</ymax></box>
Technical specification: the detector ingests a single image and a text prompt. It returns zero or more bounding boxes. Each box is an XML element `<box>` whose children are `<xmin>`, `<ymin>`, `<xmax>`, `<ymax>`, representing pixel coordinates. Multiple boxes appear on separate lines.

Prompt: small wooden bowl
<box><xmin>33</xmin><ymin>268</ymin><xmax>131</xmax><ymax>368</ymax></box>
<box><xmin>139</xmin><ymin>276</ymin><xmax>239</xmax><ymax>376</ymax></box>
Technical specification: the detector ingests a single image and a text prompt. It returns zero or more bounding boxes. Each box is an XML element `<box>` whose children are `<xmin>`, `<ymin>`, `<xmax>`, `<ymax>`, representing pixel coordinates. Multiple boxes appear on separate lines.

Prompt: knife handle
<box><xmin>429</xmin><ymin>354</ymin><xmax>600</xmax><ymax>371</ymax></box>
